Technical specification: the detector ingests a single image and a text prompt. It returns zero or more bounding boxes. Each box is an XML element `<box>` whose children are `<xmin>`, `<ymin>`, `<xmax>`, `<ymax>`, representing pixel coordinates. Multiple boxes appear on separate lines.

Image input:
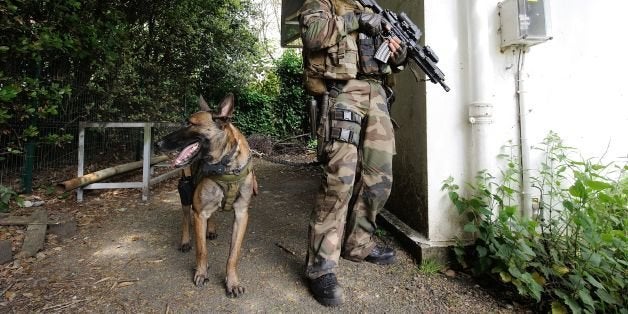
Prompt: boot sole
<box><xmin>365</xmin><ymin>255</ymin><xmax>396</xmax><ymax>265</ymax></box>
<box><xmin>314</xmin><ymin>295</ymin><xmax>345</xmax><ymax>307</ymax></box>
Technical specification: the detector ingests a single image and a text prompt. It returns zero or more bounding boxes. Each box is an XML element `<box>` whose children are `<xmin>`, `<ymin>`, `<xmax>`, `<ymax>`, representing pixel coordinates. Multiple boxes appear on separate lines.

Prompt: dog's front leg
<box><xmin>193</xmin><ymin>211</ymin><xmax>209</xmax><ymax>287</ymax></box>
<box><xmin>180</xmin><ymin>205</ymin><xmax>192</xmax><ymax>252</ymax></box>
<box><xmin>225</xmin><ymin>205</ymin><xmax>249</xmax><ymax>297</ymax></box>
<box><xmin>206</xmin><ymin>215</ymin><xmax>217</xmax><ymax>240</ymax></box>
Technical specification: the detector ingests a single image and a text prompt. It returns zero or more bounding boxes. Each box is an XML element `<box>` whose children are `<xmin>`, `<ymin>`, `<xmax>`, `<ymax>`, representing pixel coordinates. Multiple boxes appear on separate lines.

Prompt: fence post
<box><xmin>20</xmin><ymin>142</ymin><xmax>35</xmax><ymax>194</ymax></box>
<box><xmin>20</xmin><ymin>62</ymin><xmax>40</xmax><ymax>194</ymax></box>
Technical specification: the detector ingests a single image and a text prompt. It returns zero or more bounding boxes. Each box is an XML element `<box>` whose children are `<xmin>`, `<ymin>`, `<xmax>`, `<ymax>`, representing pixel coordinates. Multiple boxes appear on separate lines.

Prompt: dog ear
<box><xmin>198</xmin><ymin>95</ymin><xmax>211</xmax><ymax>112</ymax></box>
<box><xmin>215</xmin><ymin>93</ymin><xmax>235</xmax><ymax>119</ymax></box>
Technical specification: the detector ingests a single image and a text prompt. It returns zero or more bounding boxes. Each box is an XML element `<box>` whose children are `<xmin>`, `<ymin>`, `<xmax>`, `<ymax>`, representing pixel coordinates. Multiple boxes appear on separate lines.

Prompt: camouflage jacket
<box><xmin>299</xmin><ymin>0</ymin><xmax>403</xmax><ymax>84</ymax></box>
<box><xmin>299</xmin><ymin>0</ymin><xmax>361</xmax><ymax>51</ymax></box>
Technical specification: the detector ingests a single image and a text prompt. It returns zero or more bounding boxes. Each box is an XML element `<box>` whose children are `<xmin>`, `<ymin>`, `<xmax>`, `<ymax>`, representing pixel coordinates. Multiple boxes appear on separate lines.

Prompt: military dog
<box><xmin>156</xmin><ymin>93</ymin><xmax>257</xmax><ymax>297</ymax></box>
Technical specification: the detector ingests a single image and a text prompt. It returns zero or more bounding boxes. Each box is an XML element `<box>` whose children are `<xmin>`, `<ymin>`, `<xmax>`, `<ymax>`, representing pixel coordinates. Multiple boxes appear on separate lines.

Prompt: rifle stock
<box><xmin>359</xmin><ymin>0</ymin><xmax>450</xmax><ymax>92</ymax></box>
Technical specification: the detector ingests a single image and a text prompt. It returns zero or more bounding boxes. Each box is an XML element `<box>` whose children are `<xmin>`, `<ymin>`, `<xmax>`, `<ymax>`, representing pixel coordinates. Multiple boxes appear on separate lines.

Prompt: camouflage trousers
<box><xmin>306</xmin><ymin>79</ymin><xmax>395</xmax><ymax>279</ymax></box>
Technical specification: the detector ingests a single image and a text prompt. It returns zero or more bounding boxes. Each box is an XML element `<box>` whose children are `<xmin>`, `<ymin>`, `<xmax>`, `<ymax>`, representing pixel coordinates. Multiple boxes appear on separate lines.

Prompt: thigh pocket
<box><xmin>329</xmin><ymin>108</ymin><xmax>363</xmax><ymax>147</ymax></box>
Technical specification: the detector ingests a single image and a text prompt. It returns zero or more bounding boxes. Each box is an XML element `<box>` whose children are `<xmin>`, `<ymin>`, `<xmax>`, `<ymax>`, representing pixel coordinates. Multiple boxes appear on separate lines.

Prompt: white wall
<box><xmin>423</xmin><ymin>0</ymin><xmax>628</xmax><ymax>244</ymax></box>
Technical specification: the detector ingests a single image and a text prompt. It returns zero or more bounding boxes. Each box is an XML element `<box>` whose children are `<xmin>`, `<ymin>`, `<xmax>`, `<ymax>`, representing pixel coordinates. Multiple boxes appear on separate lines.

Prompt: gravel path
<box><xmin>0</xmin><ymin>158</ymin><xmax>520</xmax><ymax>313</ymax></box>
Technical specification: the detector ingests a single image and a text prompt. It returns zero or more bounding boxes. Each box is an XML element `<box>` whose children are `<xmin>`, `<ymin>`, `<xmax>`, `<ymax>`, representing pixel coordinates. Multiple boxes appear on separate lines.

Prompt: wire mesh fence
<box><xmin>0</xmin><ymin>60</ymin><xmax>189</xmax><ymax>192</ymax></box>
<box><xmin>0</xmin><ymin>121</ymin><xmax>184</xmax><ymax>192</ymax></box>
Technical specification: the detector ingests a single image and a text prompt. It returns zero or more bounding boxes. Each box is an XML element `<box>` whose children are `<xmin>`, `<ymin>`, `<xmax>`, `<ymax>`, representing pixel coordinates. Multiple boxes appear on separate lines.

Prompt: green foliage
<box><xmin>1</xmin><ymin>0</ymin><xmax>264</xmax><ymax>157</ymax></box>
<box><xmin>418</xmin><ymin>259</ymin><xmax>443</xmax><ymax>275</ymax></box>
<box><xmin>0</xmin><ymin>185</ymin><xmax>23</xmax><ymax>212</ymax></box>
<box><xmin>232</xmin><ymin>49</ymin><xmax>308</xmax><ymax>139</ymax></box>
<box><xmin>273</xmin><ymin>49</ymin><xmax>308</xmax><ymax>137</ymax></box>
<box><xmin>374</xmin><ymin>227</ymin><xmax>388</xmax><ymax>238</ymax></box>
<box><xmin>234</xmin><ymin>87</ymin><xmax>277</xmax><ymax>136</ymax></box>
<box><xmin>443</xmin><ymin>132</ymin><xmax>627</xmax><ymax>313</ymax></box>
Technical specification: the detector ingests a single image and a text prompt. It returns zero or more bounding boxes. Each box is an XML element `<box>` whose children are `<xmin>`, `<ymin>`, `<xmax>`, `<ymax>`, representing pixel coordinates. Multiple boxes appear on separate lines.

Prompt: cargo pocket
<box><xmin>324</xmin><ymin>35</ymin><xmax>358</xmax><ymax>80</ymax></box>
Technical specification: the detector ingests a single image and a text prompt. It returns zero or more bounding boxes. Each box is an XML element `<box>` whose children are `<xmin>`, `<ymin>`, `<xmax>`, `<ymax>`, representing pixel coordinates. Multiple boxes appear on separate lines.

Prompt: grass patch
<box><xmin>418</xmin><ymin>258</ymin><xmax>442</xmax><ymax>275</ymax></box>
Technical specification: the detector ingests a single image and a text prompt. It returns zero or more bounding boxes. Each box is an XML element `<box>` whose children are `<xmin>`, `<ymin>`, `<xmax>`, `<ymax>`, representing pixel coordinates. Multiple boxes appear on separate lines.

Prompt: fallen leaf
<box><xmin>94</xmin><ymin>277</ymin><xmax>112</xmax><ymax>284</ymax></box>
<box><xmin>4</xmin><ymin>291</ymin><xmax>16</xmax><ymax>301</ymax></box>
<box><xmin>117</xmin><ymin>281</ymin><xmax>135</xmax><ymax>288</ymax></box>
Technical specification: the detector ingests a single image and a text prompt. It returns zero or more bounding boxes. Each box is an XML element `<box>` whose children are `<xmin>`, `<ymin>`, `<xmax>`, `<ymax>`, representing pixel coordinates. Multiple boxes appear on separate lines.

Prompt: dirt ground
<box><xmin>0</xmin><ymin>157</ymin><xmax>528</xmax><ymax>313</ymax></box>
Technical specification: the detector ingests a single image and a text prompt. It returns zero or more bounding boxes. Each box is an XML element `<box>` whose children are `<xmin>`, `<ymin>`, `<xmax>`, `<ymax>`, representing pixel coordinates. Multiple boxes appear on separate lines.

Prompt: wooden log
<box><xmin>0</xmin><ymin>216</ymin><xmax>32</xmax><ymax>226</ymax></box>
<box><xmin>1</xmin><ymin>212</ymin><xmax>73</xmax><ymax>226</ymax></box>
<box><xmin>15</xmin><ymin>209</ymin><xmax>47</xmax><ymax>259</ymax></box>
<box><xmin>56</xmin><ymin>155</ymin><xmax>170</xmax><ymax>193</ymax></box>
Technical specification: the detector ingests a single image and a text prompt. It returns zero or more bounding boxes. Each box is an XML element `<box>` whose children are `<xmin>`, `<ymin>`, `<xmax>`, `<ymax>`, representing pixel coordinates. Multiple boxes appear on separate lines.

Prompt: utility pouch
<box><xmin>329</xmin><ymin>107</ymin><xmax>363</xmax><ymax>147</ymax></box>
<box><xmin>309</xmin><ymin>97</ymin><xmax>318</xmax><ymax>139</ymax></box>
<box><xmin>177</xmin><ymin>176</ymin><xmax>194</xmax><ymax>206</ymax></box>
<box><xmin>323</xmin><ymin>35</ymin><xmax>358</xmax><ymax>80</ymax></box>
<box><xmin>358</xmin><ymin>33</ymin><xmax>380</xmax><ymax>74</ymax></box>
<box><xmin>303</xmin><ymin>49</ymin><xmax>327</xmax><ymax>96</ymax></box>
<box><xmin>316</xmin><ymin>92</ymin><xmax>331</xmax><ymax>160</ymax></box>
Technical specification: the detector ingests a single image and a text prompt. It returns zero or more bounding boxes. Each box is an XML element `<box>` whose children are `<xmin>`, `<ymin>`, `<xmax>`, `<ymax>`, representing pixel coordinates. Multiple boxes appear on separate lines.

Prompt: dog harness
<box><xmin>194</xmin><ymin>156</ymin><xmax>253</xmax><ymax>212</ymax></box>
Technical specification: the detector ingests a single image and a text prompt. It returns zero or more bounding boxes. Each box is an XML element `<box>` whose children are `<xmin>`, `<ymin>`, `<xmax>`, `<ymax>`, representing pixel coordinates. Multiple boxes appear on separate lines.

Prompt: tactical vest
<box><xmin>302</xmin><ymin>0</ymin><xmax>383</xmax><ymax>96</ymax></box>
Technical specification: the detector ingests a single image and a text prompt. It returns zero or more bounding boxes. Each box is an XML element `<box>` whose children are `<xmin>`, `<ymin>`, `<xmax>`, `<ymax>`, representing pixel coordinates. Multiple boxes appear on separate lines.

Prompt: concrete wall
<box><xmin>280</xmin><ymin>0</ymin><xmax>627</xmax><ymax>246</ymax></box>
<box><xmin>386</xmin><ymin>0</ymin><xmax>628</xmax><ymax>245</ymax></box>
<box><xmin>384</xmin><ymin>1</ymin><xmax>429</xmax><ymax>238</ymax></box>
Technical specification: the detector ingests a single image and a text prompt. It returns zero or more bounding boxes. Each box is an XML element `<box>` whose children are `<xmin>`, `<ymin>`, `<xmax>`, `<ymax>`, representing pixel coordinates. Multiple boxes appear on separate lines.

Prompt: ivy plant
<box><xmin>442</xmin><ymin>132</ymin><xmax>627</xmax><ymax>313</ymax></box>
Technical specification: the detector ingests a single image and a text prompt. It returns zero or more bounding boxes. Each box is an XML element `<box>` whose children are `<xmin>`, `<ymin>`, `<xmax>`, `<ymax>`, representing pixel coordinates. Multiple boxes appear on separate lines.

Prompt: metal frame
<box><xmin>77</xmin><ymin>122</ymin><xmax>181</xmax><ymax>202</ymax></box>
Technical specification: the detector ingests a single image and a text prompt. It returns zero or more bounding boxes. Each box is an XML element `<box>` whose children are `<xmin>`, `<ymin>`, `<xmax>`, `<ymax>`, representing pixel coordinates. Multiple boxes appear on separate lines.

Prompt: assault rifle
<box><xmin>358</xmin><ymin>0</ymin><xmax>451</xmax><ymax>92</ymax></box>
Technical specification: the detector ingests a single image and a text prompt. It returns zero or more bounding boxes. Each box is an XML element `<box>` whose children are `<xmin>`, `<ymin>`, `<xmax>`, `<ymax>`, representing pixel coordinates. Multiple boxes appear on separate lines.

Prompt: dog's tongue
<box><xmin>173</xmin><ymin>142</ymin><xmax>200</xmax><ymax>167</ymax></box>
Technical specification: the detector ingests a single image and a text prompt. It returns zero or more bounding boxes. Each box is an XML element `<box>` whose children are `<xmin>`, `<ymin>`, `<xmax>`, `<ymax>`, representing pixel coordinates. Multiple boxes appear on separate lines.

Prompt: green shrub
<box><xmin>233</xmin><ymin>49</ymin><xmax>308</xmax><ymax>139</ymax></box>
<box><xmin>442</xmin><ymin>132</ymin><xmax>627</xmax><ymax>313</ymax></box>
<box><xmin>0</xmin><ymin>185</ymin><xmax>23</xmax><ymax>213</ymax></box>
<box><xmin>234</xmin><ymin>87</ymin><xmax>278</xmax><ymax>136</ymax></box>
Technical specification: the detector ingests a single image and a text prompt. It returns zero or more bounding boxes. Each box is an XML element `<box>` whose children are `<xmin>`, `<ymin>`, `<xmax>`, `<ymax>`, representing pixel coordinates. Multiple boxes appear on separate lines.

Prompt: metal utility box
<box><xmin>499</xmin><ymin>0</ymin><xmax>552</xmax><ymax>50</ymax></box>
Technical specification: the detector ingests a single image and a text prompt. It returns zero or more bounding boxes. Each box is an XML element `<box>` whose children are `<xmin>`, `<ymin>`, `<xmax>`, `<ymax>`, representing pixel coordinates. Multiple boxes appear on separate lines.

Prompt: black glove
<box><xmin>389</xmin><ymin>42</ymin><xmax>408</xmax><ymax>66</ymax></box>
<box><xmin>358</xmin><ymin>13</ymin><xmax>387</xmax><ymax>36</ymax></box>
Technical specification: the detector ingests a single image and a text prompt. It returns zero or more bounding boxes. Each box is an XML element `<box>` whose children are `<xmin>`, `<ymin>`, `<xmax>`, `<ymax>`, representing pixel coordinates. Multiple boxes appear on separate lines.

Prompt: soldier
<box><xmin>299</xmin><ymin>0</ymin><xmax>408</xmax><ymax>306</ymax></box>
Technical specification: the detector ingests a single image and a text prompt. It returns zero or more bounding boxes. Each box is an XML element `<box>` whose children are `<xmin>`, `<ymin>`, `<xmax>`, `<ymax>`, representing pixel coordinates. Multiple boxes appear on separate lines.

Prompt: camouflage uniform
<box><xmin>299</xmin><ymin>0</ymin><xmax>403</xmax><ymax>279</ymax></box>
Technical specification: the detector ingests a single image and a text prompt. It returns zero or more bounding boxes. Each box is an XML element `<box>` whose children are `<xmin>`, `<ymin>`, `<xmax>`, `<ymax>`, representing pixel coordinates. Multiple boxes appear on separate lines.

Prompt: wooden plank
<box><xmin>0</xmin><ymin>240</ymin><xmax>12</xmax><ymax>264</ymax></box>
<box><xmin>0</xmin><ymin>216</ymin><xmax>32</xmax><ymax>226</ymax></box>
<box><xmin>0</xmin><ymin>213</ymin><xmax>70</xmax><ymax>226</ymax></box>
<box><xmin>15</xmin><ymin>209</ymin><xmax>48</xmax><ymax>259</ymax></box>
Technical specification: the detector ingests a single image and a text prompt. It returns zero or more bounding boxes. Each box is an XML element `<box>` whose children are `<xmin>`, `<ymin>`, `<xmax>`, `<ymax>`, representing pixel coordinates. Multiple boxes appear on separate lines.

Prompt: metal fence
<box><xmin>0</xmin><ymin>62</ymin><xmax>187</xmax><ymax>192</ymax></box>
<box><xmin>0</xmin><ymin>120</ymin><xmax>183</xmax><ymax>192</ymax></box>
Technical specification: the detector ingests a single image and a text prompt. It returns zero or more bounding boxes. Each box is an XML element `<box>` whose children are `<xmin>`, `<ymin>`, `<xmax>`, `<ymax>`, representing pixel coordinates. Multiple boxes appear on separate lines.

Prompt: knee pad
<box><xmin>177</xmin><ymin>176</ymin><xmax>194</xmax><ymax>206</ymax></box>
<box><xmin>329</xmin><ymin>108</ymin><xmax>362</xmax><ymax>147</ymax></box>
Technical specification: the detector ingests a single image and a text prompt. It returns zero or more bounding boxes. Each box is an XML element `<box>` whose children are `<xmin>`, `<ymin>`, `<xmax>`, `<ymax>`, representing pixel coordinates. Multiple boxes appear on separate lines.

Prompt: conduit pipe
<box><xmin>516</xmin><ymin>50</ymin><xmax>533</xmax><ymax>219</ymax></box>
<box><xmin>466</xmin><ymin>0</ymin><xmax>495</xmax><ymax>179</ymax></box>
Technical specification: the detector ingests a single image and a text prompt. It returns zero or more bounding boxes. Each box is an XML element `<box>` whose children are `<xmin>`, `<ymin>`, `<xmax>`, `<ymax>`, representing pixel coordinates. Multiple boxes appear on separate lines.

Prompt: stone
<box><xmin>0</xmin><ymin>240</ymin><xmax>12</xmax><ymax>264</ymax></box>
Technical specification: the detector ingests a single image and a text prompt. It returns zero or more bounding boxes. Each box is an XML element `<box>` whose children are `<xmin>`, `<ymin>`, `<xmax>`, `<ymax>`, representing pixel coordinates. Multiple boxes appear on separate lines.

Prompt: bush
<box><xmin>442</xmin><ymin>132</ymin><xmax>627</xmax><ymax>313</ymax></box>
<box><xmin>0</xmin><ymin>185</ymin><xmax>23</xmax><ymax>213</ymax></box>
<box><xmin>232</xmin><ymin>49</ymin><xmax>309</xmax><ymax>139</ymax></box>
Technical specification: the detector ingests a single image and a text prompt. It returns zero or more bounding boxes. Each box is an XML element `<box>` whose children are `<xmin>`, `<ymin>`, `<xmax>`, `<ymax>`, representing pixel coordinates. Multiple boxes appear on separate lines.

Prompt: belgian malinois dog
<box><xmin>156</xmin><ymin>93</ymin><xmax>257</xmax><ymax>297</ymax></box>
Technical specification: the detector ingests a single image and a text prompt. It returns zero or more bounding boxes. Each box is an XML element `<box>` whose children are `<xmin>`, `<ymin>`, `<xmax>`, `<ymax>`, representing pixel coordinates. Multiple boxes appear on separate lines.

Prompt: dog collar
<box><xmin>201</xmin><ymin>145</ymin><xmax>251</xmax><ymax>176</ymax></box>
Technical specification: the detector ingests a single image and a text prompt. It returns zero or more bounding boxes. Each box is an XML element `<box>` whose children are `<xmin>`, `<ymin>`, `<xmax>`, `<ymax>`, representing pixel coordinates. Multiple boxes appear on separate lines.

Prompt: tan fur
<box><xmin>157</xmin><ymin>94</ymin><xmax>256</xmax><ymax>298</ymax></box>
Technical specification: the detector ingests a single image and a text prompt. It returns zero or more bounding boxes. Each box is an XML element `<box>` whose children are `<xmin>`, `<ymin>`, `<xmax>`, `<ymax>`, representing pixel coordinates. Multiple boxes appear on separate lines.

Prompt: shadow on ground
<box><xmin>1</xmin><ymin>158</ymin><xmax>517</xmax><ymax>313</ymax></box>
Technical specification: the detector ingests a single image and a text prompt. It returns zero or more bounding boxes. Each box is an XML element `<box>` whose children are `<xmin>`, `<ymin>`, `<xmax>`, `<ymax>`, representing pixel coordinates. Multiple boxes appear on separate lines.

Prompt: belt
<box><xmin>356</xmin><ymin>73</ymin><xmax>384</xmax><ymax>82</ymax></box>
<box><xmin>326</xmin><ymin>80</ymin><xmax>346</xmax><ymax>98</ymax></box>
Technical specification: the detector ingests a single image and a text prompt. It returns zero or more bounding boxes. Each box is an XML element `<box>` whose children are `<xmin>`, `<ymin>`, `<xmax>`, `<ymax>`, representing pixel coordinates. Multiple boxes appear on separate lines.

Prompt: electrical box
<box><xmin>499</xmin><ymin>0</ymin><xmax>552</xmax><ymax>50</ymax></box>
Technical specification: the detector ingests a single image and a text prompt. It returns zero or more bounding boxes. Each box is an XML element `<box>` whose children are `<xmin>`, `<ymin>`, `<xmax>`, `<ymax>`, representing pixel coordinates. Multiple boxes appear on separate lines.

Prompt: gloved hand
<box><xmin>358</xmin><ymin>13</ymin><xmax>387</xmax><ymax>36</ymax></box>
<box><xmin>388</xmin><ymin>39</ymin><xmax>408</xmax><ymax>66</ymax></box>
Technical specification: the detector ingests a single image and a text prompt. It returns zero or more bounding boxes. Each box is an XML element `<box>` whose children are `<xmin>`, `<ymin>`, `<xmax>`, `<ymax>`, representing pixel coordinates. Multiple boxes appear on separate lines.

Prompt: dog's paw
<box><xmin>179</xmin><ymin>243</ymin><xmax>192</xmax><ymax>252</ymax></box>
<box><xmin>193</xmin><ymin>273</ymin><xmax>208</xmax><ymax>287</ymax></box>
<box><xmin>226</xmin><ymin>284</ymin><xmax>246</xmax><ymax>298</ymax></box>
<box><xmin>206</xmin><ymin>232</ymin><xmax>218</xmax><ymax>240</ymax></box>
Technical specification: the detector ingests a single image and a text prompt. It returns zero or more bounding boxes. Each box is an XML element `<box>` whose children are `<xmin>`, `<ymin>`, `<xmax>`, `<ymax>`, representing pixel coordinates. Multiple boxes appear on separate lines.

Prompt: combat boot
<box><xmin>364</xmin><ymin>244</ymin><xmax>396</xmax><ymax>265</ymax></box>
<box><xmin>309</xmin><ymin>273</ymin><xmax>345</xmax><ymax>306</ymax></box>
